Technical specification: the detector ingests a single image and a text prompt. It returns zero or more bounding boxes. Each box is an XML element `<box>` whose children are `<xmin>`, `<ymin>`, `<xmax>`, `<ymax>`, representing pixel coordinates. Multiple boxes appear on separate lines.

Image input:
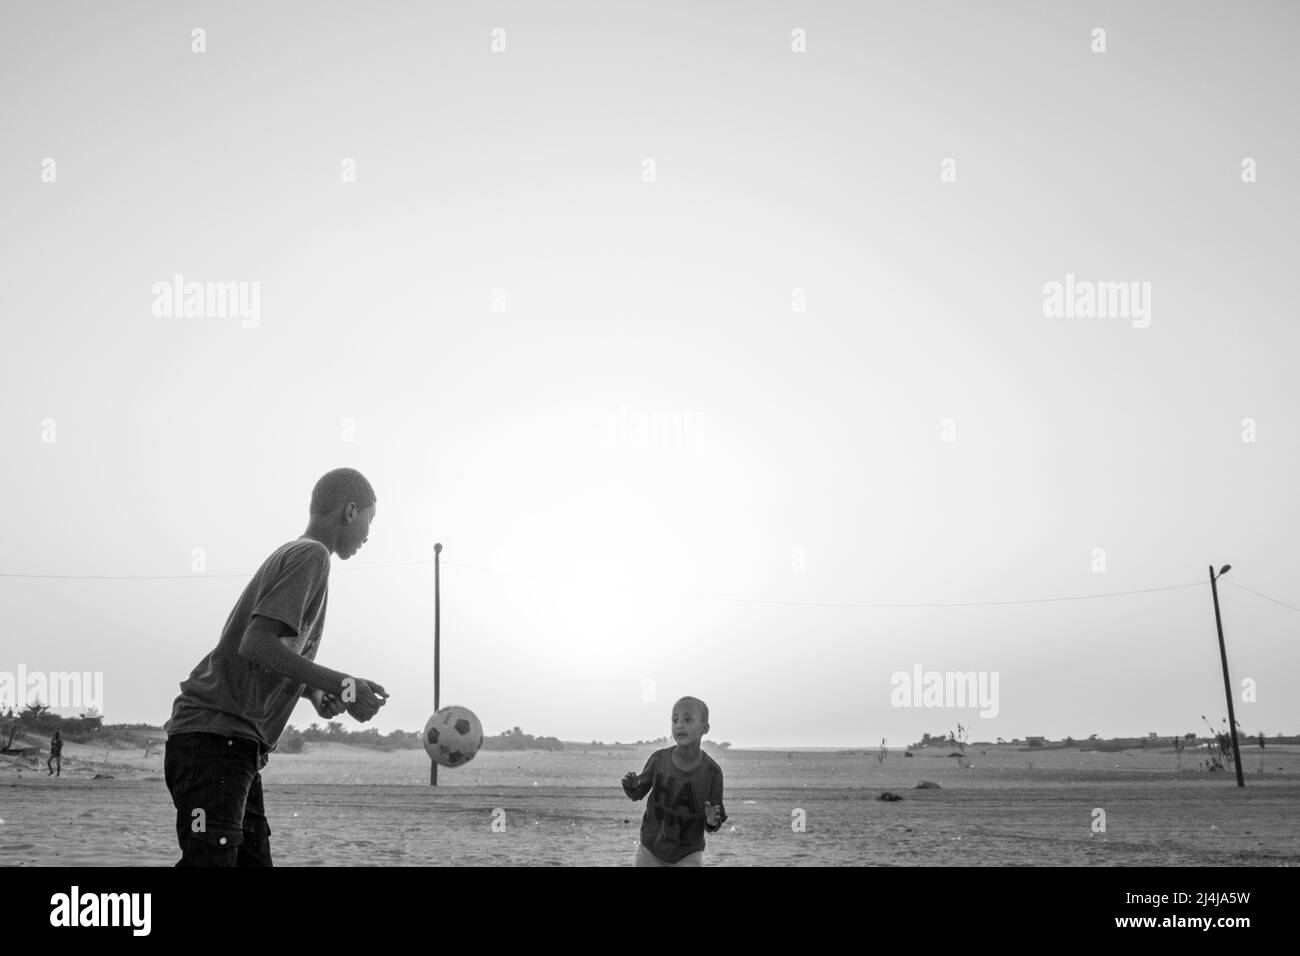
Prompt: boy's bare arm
<box><xmin>705</xmin><ymin>772</ymin><xmax>727</xmax><ymax>831</ymax></box>
<box><xmin>622</xmin><ymin>759</ymin><xmax>655</xmax><ymax>800</ymax></box>
<box><xmin>237</xmin><ymin>616</ymin><xmax>350</xmax><ymax>696</ymax></box>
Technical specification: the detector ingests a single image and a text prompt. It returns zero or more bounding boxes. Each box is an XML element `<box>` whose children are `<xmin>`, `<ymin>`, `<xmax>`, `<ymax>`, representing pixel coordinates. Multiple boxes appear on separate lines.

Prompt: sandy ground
<box><xmin>3</xmin><ymin>743</ymin><xmax>1298</xmax><ymax>865</ymax></box>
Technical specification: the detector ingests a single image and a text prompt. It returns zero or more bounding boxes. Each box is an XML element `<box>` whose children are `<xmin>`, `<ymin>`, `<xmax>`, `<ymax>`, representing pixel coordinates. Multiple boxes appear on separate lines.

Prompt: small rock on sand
<box><xmin>915</xmin><ymin>781</ymin><xmax>941</xmax><ymax>789</ymax></box>
<box><xmin>878</xmin><ymin>792</ymin><xmax>903</xmax><ymax>802</ymax></box>
<box><xmin>92</xmin><ymin>773</ymin><xmax>115</xmax><ymax>780</ymax></box>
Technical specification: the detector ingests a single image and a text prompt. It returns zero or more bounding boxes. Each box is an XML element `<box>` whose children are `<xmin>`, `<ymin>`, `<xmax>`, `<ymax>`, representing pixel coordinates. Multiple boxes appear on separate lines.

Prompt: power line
<box><xmin>681</xmin><ymin>581</ymin><xmax>1205</xmax><ymax>609</ymax></box>
<box><xmin>0</xmin><ymin>571</ymin><xmax>246</xmax><ymax>581</ymax></box>
<box><xmin>5</xmin><ymin>563</ymin><xmax>1293</xmax><ymax>615</ymax></box>
<box><xmin>1222</xmin><ymin>579</ymin><xmax>1300</xmax><ymax>614</ymax></box>
<box><xmin>0</xmin><ymin>558</ymin><xmax>442</xmax><ymax>581</ymax></box>
<box><xmin>387</xmin><ymin>559</ymin><xmax>1215</xmax><ymax>609</ymax></box>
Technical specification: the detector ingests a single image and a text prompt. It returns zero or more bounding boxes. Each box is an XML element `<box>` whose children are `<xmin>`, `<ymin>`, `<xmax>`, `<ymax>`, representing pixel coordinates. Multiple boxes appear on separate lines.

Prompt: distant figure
<box><xmin>163</xmin><ymin>469</ymin><xmax>388</xmax><ymax>867</ymax></box>
<box><xmin>622</xmin><ymin>696</ymin><xmax>727</xmax><ymax>867</ymax></box>
<box><xmin>47</xmin><ymin>731</ymin><xmax>63</xmax><ymax>776</ymax></box>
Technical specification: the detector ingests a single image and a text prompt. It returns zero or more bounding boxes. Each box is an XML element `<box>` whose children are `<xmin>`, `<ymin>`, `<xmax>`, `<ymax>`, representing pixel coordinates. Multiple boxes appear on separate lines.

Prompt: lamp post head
<box><xmin>434</xmin><ymin>543</ymin><xmax>443</xmax><ymax>555</ymax></box>
<box><xmin>1218</xmin><ymin>564</ymin><xmax>1231</xmax><ymax>577</ymax></box>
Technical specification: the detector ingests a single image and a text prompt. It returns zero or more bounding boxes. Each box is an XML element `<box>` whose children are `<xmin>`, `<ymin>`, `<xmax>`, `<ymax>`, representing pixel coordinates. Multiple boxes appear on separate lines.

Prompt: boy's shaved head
<box><xmin>674</xmin><ymin>696</ymin><xmax>709</xmax><ymax>725</ymax></box>
<box><xmin>310</xmin><ymin>468</ymin><xmax>376</xmax><ymax>516</ymax></box>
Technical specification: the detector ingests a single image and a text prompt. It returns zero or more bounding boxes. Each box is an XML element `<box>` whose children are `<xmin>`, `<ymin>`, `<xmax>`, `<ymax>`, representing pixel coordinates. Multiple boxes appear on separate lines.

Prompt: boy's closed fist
<box><xmin>308</xmin><ymin>688</ymin><xmax>345</xmax><ymax>719</ymax></box>
<box><xmin>341</xmin><ymin>678</ymin><xmax>389</xmax><ymax>722</ymax></box>
<box><xmin>704</xmin><ymin>802</ymin><xmax>722</xmax><ymax>828</ymax></box>
<box><xmin>621</xmin><ymin>771</ymin><xmax>640</xmax><ymax>795</ymax></box>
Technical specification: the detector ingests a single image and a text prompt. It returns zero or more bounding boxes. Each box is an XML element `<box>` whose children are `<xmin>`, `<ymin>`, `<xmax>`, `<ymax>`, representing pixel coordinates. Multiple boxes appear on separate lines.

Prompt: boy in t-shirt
<box><xmin>163</xmin><ymin>468</ymin><xmax>389</xmax><ymax>866</ymax></box>
<box><xmin>622</xmin><ymin>696</ymin><xmax>727</xmax><ymax>866</ymax></box>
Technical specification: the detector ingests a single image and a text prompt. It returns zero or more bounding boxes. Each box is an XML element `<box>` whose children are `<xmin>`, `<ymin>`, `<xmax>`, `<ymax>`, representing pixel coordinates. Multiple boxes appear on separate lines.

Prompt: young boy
<box><xmin>47</xmin><ymin>731</ymin><xmax>62</xmax><ymax>776</ymax></box>
<box><xmin>622</xmin><ymin>696</ymin><xmax>727</xmax><ymax>866</ymax></box>
<box><xmin>163</xmin><ymin>468</ymin><xmax>389</xmax><ymax>866</ymax></box>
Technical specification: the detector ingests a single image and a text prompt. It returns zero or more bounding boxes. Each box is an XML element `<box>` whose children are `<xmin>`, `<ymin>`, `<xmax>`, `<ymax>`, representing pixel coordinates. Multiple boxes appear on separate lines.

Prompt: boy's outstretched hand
<box><xmin>341</xmin><ymin>678</ymin><xmax>389</xmax><ymax>722</ymax></box>
<box><xmin>308</xmin><ymin>688</ymin><xmax>346</xmax><ymax>719</ymax></box>
<box><xmin>621</xmin><ymin>771</ymin><xmax>640</xmax><ymax>796</ymax></box>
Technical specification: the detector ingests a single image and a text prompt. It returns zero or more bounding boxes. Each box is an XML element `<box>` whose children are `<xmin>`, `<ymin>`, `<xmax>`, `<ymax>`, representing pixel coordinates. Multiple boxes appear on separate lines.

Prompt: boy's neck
<box><xmin>301</xmin><ymin>519</ymin><xmax>338</xmax><ymax>555</ymax></box>
<box><xmin>674</xmin><ymin>741</ymin><xmax>702</xmax><ymax>761</ymax></box>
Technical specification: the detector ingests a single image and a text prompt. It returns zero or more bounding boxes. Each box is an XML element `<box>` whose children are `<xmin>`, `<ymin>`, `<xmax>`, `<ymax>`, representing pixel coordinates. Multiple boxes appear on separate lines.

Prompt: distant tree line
<box><xmin>1</xmin><ymin>700</ymin><xmax>103</xmax><ymax>747</ymax></box>
<box><xmin>276</xmin><ymin>723</ymin><xmax>572</xmax><ymax>754</ymax></box>
<box><xmin>480</xmin><ymin>727</ymin><xmax>563</xmax><ymax>752</ymax></box>
<box><xmin>277</xmin><ymin>722</ymin><xmax>425</xmax><ymax>754</ymax></box>
<box><xmin>580</xmin><ymin>738</ymin><xmax>731</xmax><ymax>751</ymax></box>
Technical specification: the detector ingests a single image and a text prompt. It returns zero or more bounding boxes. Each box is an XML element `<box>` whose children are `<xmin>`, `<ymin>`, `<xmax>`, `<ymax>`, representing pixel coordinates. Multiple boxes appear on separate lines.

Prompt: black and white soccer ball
<box><xmin>423</xmin><ymin>706</ymin><xmax>484</xmax><ymax>768</ymax></box>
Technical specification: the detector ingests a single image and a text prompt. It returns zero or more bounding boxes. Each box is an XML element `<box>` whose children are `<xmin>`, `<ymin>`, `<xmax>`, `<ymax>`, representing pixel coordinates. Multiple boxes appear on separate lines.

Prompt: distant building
<box><xmin>1148</xmin><ymin>732</ymin><xmax>1159</xmax><ymax>739</ymax></box>
<box><xmin>1025</xmin><ymin>736</ymin><xmax>1046</xmax><ymax>748</ymax></box>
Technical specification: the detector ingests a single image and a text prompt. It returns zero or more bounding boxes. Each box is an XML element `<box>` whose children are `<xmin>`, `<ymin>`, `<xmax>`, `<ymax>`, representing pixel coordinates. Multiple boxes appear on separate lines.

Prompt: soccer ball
<box><xmin>423</xmin><ymin>706</ymin><xmax>484</xmax><ymax>768</ymax></box>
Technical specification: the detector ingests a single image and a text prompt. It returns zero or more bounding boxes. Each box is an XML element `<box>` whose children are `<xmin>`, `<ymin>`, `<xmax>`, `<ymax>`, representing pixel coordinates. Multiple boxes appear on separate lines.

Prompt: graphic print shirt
<box><xmin>625</xmin><ymin>747</ymin><xmax>727</xmax><ymax>862</ymax></box>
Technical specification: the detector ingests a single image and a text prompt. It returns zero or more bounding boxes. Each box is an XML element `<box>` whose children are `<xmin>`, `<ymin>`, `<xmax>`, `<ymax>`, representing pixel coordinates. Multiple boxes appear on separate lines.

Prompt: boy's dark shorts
<box><xmin>164</xmin><ymin>732</ymin><xmax>272</xmax><ymax>867</ymax></box>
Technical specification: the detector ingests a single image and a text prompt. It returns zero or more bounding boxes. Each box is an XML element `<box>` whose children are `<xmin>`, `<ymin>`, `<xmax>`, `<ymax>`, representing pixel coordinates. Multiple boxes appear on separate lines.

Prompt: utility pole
<box><xmin>430</xmin><ymin>542</ymin><xmax>442</xmax><ymax>786</ymax></box>
<box><xmin>1209</xmin><ymin>564</ymin><xmax>1245</xmax><ymax>788</ymax></box>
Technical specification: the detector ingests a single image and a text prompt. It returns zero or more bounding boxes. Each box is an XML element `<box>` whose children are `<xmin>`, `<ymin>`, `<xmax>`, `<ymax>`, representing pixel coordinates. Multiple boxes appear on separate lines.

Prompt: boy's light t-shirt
<box><xmin>628</xmin><ymin>747</ymin><xmax>727</xmax><ymax>863</ymax></box>
<box><xmin>165</xmin><ymin>538</ymin><xmax>330</xmax><ymax>758</ymax></box>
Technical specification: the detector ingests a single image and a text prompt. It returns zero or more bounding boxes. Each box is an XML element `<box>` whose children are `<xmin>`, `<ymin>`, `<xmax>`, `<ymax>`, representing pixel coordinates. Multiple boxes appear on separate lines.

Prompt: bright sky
<box><xmin>2</xmin><ymin>2</ymin><xmax>1297</xmax><ymax>747</ymax></box>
